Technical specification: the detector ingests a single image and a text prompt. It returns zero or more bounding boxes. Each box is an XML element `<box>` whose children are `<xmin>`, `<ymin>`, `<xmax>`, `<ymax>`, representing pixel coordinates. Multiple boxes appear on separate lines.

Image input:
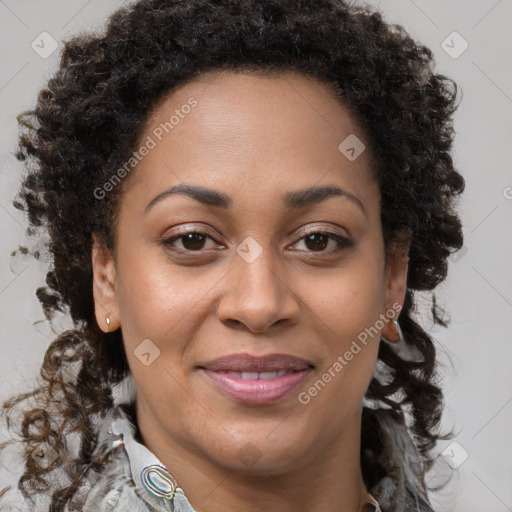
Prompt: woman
<box><xmin>0</xmin><ymin>0</ymin><xmax>465</xmax><ymax>510</ymax></box>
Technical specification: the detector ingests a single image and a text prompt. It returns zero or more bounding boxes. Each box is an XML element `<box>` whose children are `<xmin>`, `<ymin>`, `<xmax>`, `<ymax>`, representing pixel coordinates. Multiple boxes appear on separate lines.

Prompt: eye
<box><xmin>290</xmin><ymin>230</ymin><xmax>354</xmax><ymax>253</ymax></box>
<box><xmin>162</xmin><ymin>228</ymin><xmax>353</xmax><ymax>254</ymax></box>
<box><xmin>162</xmin><ymin>230</ymin><xmax>223</xmax><ymax>252</ymax></box>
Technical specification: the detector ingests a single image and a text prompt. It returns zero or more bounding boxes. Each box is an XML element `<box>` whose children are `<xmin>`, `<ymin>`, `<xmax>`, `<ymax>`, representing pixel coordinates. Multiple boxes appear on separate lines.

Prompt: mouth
<box><xmin>197</xmin><ymin>352</ymin><xmax>314</xmax><ymax>404</ymax></box>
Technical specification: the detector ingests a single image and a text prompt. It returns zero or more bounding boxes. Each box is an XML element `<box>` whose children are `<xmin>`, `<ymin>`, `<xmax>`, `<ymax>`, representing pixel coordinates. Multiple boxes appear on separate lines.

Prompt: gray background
<box><xmin>0</xmin><ymin>1</ymin><xmax>511</xmax><ymax>510</ymax></box>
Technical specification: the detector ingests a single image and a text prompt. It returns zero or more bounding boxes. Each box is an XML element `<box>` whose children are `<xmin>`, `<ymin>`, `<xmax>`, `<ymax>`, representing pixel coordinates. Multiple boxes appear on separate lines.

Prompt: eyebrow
<box><xmin>144</xmin><ymin>183</ymin><xmax>367</xmax><ymax>217</ymax></box>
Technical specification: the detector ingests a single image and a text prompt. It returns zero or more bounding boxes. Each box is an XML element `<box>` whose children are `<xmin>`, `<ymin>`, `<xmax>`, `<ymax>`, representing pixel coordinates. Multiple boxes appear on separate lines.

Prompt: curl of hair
<box><xmin>2</xmin><ymin>0</ymin><xmax>464</xmax><ymax>509</ymax></box>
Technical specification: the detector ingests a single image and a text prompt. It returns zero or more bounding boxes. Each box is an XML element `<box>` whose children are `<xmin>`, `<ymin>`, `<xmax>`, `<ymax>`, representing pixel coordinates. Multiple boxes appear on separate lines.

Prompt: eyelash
<box><xmin>162</xmin><ymin>228</ymin><xmax>354</xmax><ymax>255</ymax></box>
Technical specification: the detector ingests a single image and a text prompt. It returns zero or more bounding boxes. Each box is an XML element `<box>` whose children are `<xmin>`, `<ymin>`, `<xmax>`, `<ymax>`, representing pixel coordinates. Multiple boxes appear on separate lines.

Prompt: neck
<box><xmin>135</xmin><ymin>401</ymin><xmax>369</xmax><ymax>512</ymax></box>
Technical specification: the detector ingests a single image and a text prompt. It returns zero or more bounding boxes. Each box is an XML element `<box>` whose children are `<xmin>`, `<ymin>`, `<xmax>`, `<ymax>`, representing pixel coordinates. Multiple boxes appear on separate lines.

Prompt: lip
<box><xmin>198</xmin><ymin>352</ymin><xmax>314</xmax><ymax>405</ymax></box>
<box><xmin>201</xmin><ymin>368</ymin><xmax>312</xmax><ymax>405</ymax></box>
<box><xmin>199</xmin><ymin>352</ymin><xmax>314</xmax><ymax>372</ymax></box>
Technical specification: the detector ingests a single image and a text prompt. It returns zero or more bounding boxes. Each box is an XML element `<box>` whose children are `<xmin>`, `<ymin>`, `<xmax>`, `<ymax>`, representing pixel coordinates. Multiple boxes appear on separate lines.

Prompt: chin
<box><xmin>202</xmin><ymin>435</ymin><xmax>307</xmax><ymax>475</ymax></box>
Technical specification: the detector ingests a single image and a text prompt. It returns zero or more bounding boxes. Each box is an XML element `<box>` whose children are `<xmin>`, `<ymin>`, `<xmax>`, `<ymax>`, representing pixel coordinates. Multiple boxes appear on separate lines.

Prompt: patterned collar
<box><xmin>81</xmin><ymin>401</ymin><xmax>381</xmax><ymax>511</ymax></box>
<box><xmin>109</xmin><ymin>403</ymin><xmax>195</xmax><ymax>512</ymax></box>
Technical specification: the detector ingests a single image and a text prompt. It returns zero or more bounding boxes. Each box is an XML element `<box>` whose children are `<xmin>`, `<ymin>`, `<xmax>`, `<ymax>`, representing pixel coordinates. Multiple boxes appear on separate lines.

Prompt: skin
<box><xmin>92</xmin><ymin>70</ymin><xmax>410</xmax><ymax>512</ymax></box>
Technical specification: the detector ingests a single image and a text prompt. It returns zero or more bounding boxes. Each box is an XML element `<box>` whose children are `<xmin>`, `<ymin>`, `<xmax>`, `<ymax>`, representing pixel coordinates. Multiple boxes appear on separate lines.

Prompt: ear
<box><xmin>92</xmin><ymin>232</ymin><xmax>120</xmax><ymax>333</ymax></box>
<box><xmin>380</xmin><ymin>229</ymin><xmax>411</xmax><ymax>343</ymax></box>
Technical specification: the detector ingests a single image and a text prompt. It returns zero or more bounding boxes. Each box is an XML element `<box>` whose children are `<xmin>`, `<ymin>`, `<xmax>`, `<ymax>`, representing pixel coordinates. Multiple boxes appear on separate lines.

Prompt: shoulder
<box><xmin>0</xmin><ymin>403</ymin><xmax>152</xmax><ymax>512</ymax></box>
<box><xmin>67</xmin><ymin>403</ymin><xmax>195</xmax><ymax>511</ymax></box>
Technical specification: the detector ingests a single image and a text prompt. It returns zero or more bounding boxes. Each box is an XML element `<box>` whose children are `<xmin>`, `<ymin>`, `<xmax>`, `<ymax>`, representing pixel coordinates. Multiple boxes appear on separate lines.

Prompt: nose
<box><xmin>216</xmin><ymin>247</ymin><xmax>300</xmax><ymax>334</ymax></box>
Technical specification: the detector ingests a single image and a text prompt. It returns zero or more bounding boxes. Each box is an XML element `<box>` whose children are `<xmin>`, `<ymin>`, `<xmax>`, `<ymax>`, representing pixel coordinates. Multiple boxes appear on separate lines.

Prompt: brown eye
<box><xmin>304</xmin><ymin>233</ymin><xmax>329</xmax><ymax>251</ymax></box>
<box><xmin>292</xmin><ymin>231</ymin><xmax>354</xmax><ymax>253</ymax></box>
<box><xmin>180</xmin><ymin>233</ymin><xmax>207</xmax><ymax>251</ymax></box>
<box><xmin>163</xmin><ymin>231</ymin><xmax>217</xmax><ymax>252</ymax></box>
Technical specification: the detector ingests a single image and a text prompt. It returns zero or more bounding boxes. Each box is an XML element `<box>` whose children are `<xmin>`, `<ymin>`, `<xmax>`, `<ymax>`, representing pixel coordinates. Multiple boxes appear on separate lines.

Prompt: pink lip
<box><xmin>201</xmin><ymin>368</ymin><xmax>311</xmax><ymax>405</ymax></box>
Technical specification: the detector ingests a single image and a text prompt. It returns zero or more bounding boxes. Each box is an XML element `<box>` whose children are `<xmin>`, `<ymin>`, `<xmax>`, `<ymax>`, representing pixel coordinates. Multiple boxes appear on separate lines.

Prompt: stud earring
<box><xmin>106</xmin><ymin>315</ymin><xmax>111</xmax><ymax>332</ymax></box>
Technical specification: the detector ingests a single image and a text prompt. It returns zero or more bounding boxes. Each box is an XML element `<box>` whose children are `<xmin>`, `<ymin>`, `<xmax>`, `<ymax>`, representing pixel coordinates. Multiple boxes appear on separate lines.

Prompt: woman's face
<box><xmin>92</xmin><ymin>70</ymin><xmax>408</xmax><ymax>477</ymax></box>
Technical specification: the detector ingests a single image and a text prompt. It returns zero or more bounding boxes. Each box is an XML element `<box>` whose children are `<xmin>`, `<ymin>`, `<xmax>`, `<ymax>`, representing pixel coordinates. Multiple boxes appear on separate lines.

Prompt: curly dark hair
<box><xmin>1</xmin><ymin>0</ymin><xmax>464</xmax><ymax>510</ymax></box>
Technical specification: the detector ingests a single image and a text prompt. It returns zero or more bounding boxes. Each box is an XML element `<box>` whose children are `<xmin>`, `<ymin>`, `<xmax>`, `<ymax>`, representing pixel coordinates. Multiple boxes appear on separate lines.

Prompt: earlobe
<box><xmin>91</xmin><ymin>233</ymin><xmax>120</xmax><ymax>333</ymax></box>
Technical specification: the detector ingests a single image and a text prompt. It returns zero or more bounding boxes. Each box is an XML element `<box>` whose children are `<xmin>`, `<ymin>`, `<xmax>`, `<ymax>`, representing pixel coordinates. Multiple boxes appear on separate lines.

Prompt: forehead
<box><xmin>123</xmin><ymin>69</ymin><xmax>378</xmax><ymax>213</ymax></box>
<box><xmin>144</xmin><ymin>69</ymin><xmax>367</xmax><ymax>154</ymax></box>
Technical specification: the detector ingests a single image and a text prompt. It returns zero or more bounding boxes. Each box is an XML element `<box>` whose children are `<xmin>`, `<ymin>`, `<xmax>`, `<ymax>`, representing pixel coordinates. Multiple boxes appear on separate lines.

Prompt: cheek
<box><xmin>114</xmin><ymin>252</ymin><xmax>228</xmax><ymax>401</ymax></box>
<box><xmin>114</xmin><ymin>255</ymin><xmax>199</xmax><ymax>407</ymax></box>
<box><xmin>302</xmin><ymin>251</ymin><xmax>385</xmax><ymax>387</ymax></box>
<box><xmin>310</xmin><ymin>256</ymin><xmax>385</xmax><ymax>338</ymax></box>
<box><xmin>301</xmin><ymin>286</ymin><xmax>382</xmax><ymax>418</ymax></box>
<box><xmin>333</xmin><ymin>275</ymin><xmax>384</xmax><ymax>332</ymax></box>
<box><xmin>115</xmin><ymin>251</ymin><xmax>211</xmax><ymax>341</ymax></box>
